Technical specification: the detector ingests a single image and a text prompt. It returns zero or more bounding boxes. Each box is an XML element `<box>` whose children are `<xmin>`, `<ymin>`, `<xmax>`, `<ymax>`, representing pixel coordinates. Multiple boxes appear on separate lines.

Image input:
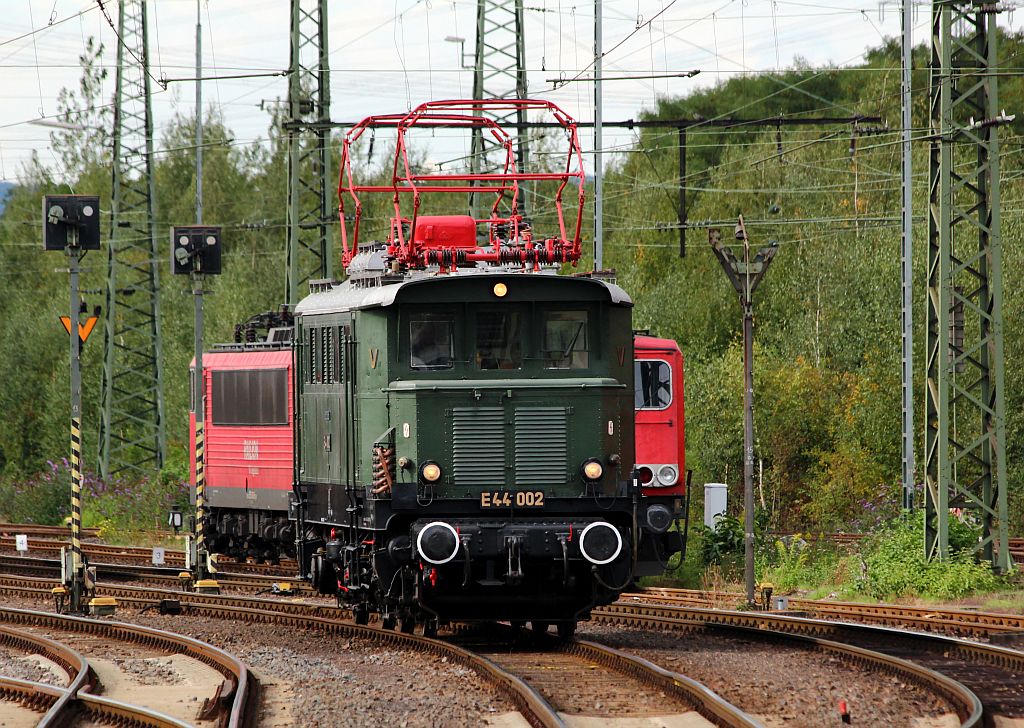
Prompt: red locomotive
<box><xmin>633</xmin><ymin>334</ymin><xmax>686</xmax><ymax>498</ymax></box>
<box><xmin>189</xmin><ymin>343</ymin><xmax>297</xmax><ymax>559</ymax></box>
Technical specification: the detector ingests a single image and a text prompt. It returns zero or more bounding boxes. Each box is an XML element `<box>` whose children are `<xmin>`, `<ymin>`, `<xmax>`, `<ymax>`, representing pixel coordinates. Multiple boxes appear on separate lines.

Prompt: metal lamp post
<box><xmin>709</xmin><ymin>217</ymin><xmax>778</xmax><ymax>606</ymax></box>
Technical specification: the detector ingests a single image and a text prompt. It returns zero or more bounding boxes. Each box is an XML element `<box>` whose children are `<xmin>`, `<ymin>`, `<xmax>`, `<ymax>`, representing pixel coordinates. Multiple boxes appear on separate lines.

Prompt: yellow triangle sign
<box><xmin>59</xmin><ymin>316</ymin><xmax>99</xmax><ymax>343</ymax></box>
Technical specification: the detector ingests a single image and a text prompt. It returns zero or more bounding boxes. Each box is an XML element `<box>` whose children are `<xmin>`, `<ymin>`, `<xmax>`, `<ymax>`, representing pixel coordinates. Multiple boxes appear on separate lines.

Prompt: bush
<box><xmin>82</xmin><ymin>468</ymin><xmax>190</xmax><ymax>534</ymax></box>
<box><xmin>701</xmin><ymin>514</ymin><xmax>744</xmax><ymax>566</ymax></box>
<box><xmin>0</xmin><ymin>460</ymin><xmax>190</xmax><ymax>536</ymax></box>
<box><xmin>0</xmin><ymin>459</ymin><xmax>72</xmax><ymax>524</ymax></box>
<box><xmin>757</xmin><ymin>536</ymin><xmax>844</xmax><ymax>592</ymax></box>
<box><xmin>858</xmin><ymin>514</ymin><xmax>1002</xmax><ymax>600</ymax></box>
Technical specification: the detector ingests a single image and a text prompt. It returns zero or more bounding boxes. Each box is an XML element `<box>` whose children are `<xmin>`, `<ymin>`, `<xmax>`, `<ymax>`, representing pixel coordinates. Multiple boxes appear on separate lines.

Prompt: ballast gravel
<box><xmin>123</xmin><ymin>612</ymin><xmax>510</xmax><ymax>728</ymax></box>
<box><xmin>0</xmin><ymin>645</ymin><xmax>65</xmax><ymax>685</ymax></box>
<box><xmin>578</xmin><ymin>622</ymin><xmax>958</xmax><ymax>728</ymax></box>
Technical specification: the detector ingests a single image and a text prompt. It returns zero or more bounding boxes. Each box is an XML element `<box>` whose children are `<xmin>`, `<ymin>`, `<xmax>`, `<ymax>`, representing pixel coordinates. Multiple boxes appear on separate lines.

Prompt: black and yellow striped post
<box><xmin>191</xmin><ymin>271</ymin><xmax>211</xmax><ymax>582</ymax></box>
<box><xmin>70</xmin><ymin>416</ymin><xmax>84</xmax><ymax>609</ymax></box>
<box><xmin>194</xmin><ymin>420</ymin><xmax>208</xmax><ymax>579</ymax></box>
<box><xmin>67</xmin><ymin>244</ymin><xmax>86</xmax><ymax>613</ymax></box>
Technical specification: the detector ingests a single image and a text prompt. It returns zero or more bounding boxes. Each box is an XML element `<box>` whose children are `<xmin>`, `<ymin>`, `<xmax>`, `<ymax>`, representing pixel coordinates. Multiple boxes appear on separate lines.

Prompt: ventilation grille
<box><xmin>514</xmin><ymin>407</ymin><xmax>569</xmax><ymax>485</ymax></box>
<box><xmin>451</xmin><ymin>407</ymin><xmax>506</xmax><ymax>485</ymax></box>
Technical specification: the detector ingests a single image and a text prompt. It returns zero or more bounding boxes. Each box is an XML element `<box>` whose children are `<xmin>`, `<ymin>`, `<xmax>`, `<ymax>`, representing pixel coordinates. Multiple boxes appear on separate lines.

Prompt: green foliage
<box><xmin>0</xmin><ymin>462</ymin><xmax>72</xmax><ymax>525</ymax></box>
<box><xmin>858</xmin><ymin>515</ymin><xmax>1002</xmax><ymax>600</ymax></box>
<box><xmin>757</xmin><ymin>536</ymin><xmax>844</xmax><ymax>592</ymax></box>
<box><xmin>0</xmin><ymin>459</ymin><xmax>191</xmax><ymax>534</ymax></box>
<box><xmin>701</xmin><ymin>514</ymin><xmax>744</xmax><ymax>566</ymax></box>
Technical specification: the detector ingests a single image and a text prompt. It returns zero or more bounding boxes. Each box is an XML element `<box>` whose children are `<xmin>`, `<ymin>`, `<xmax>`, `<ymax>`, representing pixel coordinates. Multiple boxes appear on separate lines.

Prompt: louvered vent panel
<box><xmin>514</xmin><ymin>407</ymin><xmax>568</xmax><ymax>485</ymax></box>
<box><xmin>452</xmin><ymin>407</ymin><xmax>506</xmax><ymax>485</ymax></box>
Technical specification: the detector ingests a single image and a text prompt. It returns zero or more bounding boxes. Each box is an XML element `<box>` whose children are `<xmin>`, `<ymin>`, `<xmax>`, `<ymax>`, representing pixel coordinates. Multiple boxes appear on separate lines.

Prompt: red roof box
<box><xmin>413</xmin><ymin>215</ymin><xmax>477</xmax><ymax>249</ymax></box>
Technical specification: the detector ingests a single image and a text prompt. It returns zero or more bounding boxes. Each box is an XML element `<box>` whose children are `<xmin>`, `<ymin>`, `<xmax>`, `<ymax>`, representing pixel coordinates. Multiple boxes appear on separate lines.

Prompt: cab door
<box><xmin>633</xmin><ymin>338</ymin><xmax>685</xmax><ymax>496</ymax></box>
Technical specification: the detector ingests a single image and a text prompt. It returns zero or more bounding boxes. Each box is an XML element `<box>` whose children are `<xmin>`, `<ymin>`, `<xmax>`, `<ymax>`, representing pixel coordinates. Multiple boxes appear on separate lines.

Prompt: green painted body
<box><xmin>294</xmin><ymin>271</ymin><xmax>634</xmax><ymax>520</ymax></box>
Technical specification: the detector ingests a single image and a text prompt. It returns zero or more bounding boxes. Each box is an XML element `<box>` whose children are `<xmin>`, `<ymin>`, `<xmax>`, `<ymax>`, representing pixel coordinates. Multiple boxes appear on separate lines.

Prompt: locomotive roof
<box><xmin>293</xmin><ymin>268</ymin><xmax>632</xmax><ymax>316</ymax></box>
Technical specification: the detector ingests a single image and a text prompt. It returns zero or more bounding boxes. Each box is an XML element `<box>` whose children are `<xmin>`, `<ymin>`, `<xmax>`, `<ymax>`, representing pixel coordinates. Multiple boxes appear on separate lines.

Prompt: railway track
<box><xmin>0</xmin><ymin>554</ymin><xmax>308</xmax><ymax>592</ymax></box>
<box><xmin>0</xmin><ymin>578</ymin><xmax>768</xmax><ymax>727</ymax></box>
<box><xmin>628</xmin><ymin>586</ymin><xmax>1024</xmax><ymax>639</ymax></box>
<box><xmin>0</xmin><ymin>524</ymin><xmax>100</xmax><ymax>539</ymax></box>
<box><xmin>595</xmin><ymin>600</ymin><xmax>1024</xmax><ymax>726</ymax></box>
<box><xmin>0</xmin><ymin>536</ymin><xmax>298</xmax><ymax>574</ymax></box>
<box><xmin>458</xmin><ymin>625</ymin><xmax>761</xmax><ymax>727</ymax></box>
<box><xmin>0</xmin><ymin>606</ymin><xmax>257</xmax><ymax>727</ymax></box>
<box><xmin>0</xmin><ymin>581</ymin><xmax>560</xmax><ymax>727</ymax></box>
<box><xmin>2</xmin><ymin>576</ymin><xmax>991</xmax><ymax>726</ymax></box>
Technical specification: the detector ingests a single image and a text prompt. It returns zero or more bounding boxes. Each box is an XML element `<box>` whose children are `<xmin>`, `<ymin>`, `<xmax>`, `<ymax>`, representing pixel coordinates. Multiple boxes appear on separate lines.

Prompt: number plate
<box><xmin>479</xmin><ymin>490</ymin><xmax>545</xmax><ymax>509</ymax></box>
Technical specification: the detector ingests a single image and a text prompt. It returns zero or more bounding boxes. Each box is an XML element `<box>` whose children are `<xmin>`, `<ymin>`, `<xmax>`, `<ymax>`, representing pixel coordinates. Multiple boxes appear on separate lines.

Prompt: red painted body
<box><xmin>190</xmin><ymin>349</ymin><xmax>294</xmax><ymax>502</ymax></box>
<box><xmin>633</xmin><ymin>335</ymin><xmax>686</xmax><ymax>498</ymax></box>
<box><xmin>413</xmin><ymin>215</ymin><xmax>478</xmax><ymax>249</ymax></box>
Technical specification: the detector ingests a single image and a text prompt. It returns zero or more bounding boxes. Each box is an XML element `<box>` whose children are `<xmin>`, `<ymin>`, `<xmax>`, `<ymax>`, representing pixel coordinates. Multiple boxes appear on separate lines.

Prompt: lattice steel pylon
<box><xmin>470</xmin><ymin>0</ymin><xmax>529</xmax><ymax>216</ymax></box>
<box><xmin>285</xmin><ymin>0</ymin><xmax>332</xmax><ymax>303</ymax></box>
<box><xmin>925</xmin><ymin>1</ymin><xmax>1010</xmax><ymax>572</ymax></box>
<box><xmin>99</xmin><ymin>0</ymin><xmax>165</xmax><ymax>479</ymax></box>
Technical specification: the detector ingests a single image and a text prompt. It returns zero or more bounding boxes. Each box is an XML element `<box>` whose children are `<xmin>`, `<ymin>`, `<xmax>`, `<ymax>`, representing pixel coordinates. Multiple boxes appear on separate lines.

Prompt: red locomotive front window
<box><xmin>543</xmin><ymin>310</ymin><xmax>589</xmax><ymax>369</ymax></box>
<box><xmin>212</xmin><ymin>369</ymin><xmax>288</xmax><ymax>425</ymax></box>
<box><xmin>410</xmin><ymin>317</ymin><xmax>454</xmax><ymax>370</ymax></box>
<box><xmin>635</xmin><ymin>360</ymin><xmax>672</xmax><ymax>410</ymax></box>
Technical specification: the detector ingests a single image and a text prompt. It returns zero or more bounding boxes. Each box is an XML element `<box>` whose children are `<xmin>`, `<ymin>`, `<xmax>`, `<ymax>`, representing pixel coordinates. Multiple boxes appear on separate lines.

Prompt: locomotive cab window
<box><xmin>212</xmin><ymin>369</ymin><xmax>288</xmax><ymax>425</ymax></box>
<box><xmin>543</xmin><ymin>310</ymin><xmax>589</xmax><ymax>369</ymax></box>
<box><xmin>635</xmin><ymin>360</ymin><xmax>672</xmax><ymax>410</ymax></box>
<box><xmin>475</xmin><ymin>310</ymin><xmax>522</xmax><ymax>370</ymax></box>
<box><xmin>410</xmin><ymin>317</ymin><xmax>454</xmax><ymax>370</ymax></box>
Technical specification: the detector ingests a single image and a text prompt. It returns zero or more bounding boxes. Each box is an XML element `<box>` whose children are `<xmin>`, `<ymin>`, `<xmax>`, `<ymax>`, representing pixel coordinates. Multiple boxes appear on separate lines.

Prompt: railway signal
<box><xmin>171</xmin><ymin>225</ymin><xmax>222</xmax><ymax>585</ymax></box>
<box><xmin>709</xmin><ymin>217</ymin><xmax>778</xmax><ymax>607</ymax></box>
<box><xmin>43</xmin><ymin>194</ymin><xmax>101</xmax><ymax>614</ymax></box>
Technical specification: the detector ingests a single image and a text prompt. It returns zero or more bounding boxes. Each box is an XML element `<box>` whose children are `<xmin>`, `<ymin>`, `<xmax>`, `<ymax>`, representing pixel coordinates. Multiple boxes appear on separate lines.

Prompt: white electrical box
<box><xmin>704</xmin><ymin>483</ymin><xmax>728</xmax><ymax>528</ymax></box>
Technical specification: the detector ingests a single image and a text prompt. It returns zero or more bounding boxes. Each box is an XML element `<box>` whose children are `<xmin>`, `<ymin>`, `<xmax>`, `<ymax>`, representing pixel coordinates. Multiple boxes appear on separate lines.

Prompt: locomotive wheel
<box><xmin>400</xmin><ymin>616</ymin><xmax>416</xmax><ymax>634</ymax></box>
<box><xmin>530</xmin><ymin>621</ymin><xmax>550</xmax><ymax>636</ymax></box>
<box><xmin>353</xmin><ymin>605</ymin><xmax>370</xmax><ymax>626</ymax></box>
<box><xmin>556</xmin><ymin>621</ymin><xmax>576</xmax><ymax>640</ymax></box>
<box><xmin>382</xmin><ymin>614</ymin><xmax>397</xmax><ymax>630</ymax></box>
<box><xmin>423</xmin><ymin>619</ymin><xmax>439</xmax><ymax>638</ymax></box>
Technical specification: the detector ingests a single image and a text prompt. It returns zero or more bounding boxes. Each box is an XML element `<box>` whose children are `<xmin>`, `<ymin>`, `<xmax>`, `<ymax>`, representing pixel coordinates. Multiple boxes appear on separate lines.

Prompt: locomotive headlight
<box><xmin>582</xmin><ymin>459</ymin><xmax>603</xmax><ymax>481</ymax></box>
<box><xmin>420</xmin><ymin>461</ymin><xmax>442</xmax><ymax>483</ymax></box>
<box><xmin>656</xmin><ymin>465</ymin><xmax>678</xmax><ymax>486</ymax></box>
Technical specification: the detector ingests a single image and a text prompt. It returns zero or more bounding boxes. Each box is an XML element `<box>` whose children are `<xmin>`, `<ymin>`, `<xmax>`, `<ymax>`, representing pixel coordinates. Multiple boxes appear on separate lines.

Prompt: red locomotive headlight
<box><xmin>636</xmin><ymin>467</ymin><xmax>654</xmax><ymax>485</ymax></box>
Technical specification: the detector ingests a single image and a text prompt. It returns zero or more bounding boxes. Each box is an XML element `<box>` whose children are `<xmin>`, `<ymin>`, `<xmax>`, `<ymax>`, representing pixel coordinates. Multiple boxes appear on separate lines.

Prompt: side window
<box><xmin>475</xmin><ymin>311</ymin><xmax>521</xmax><ymax>370</ymax></box>
<box><xmin>410</xmin><ymin>317</ymin><xmax>454</xmax><ymax>370</ymax></box>
<box><xmin>635</xmin><ymin>360</ymin><xmax>672</xmax><ymax>409</ymax></box>
<box><xmin>212</xmin><ymin>369</ymin><xmax>288</xmax><ymax>425</ymax></box>
<box><xmin>543</xmin><ymin>310</ymin><xmax>589</xmax><ymax>369</ymax></box>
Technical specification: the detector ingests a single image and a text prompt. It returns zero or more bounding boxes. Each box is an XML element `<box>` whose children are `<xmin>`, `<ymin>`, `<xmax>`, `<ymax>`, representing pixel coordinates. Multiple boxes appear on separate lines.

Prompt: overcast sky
<box><xmin>0</xmin><ymin>1</ymin><xmax>1012</xmax><ymax>183</ymax></box>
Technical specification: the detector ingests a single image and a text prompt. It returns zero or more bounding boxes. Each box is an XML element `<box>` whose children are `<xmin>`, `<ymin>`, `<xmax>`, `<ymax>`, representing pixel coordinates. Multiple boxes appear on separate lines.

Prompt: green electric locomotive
<box><xmin>292</xmin><ymin>100</ymin><xmax>682</xmax><ymax>635</ymax></box>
